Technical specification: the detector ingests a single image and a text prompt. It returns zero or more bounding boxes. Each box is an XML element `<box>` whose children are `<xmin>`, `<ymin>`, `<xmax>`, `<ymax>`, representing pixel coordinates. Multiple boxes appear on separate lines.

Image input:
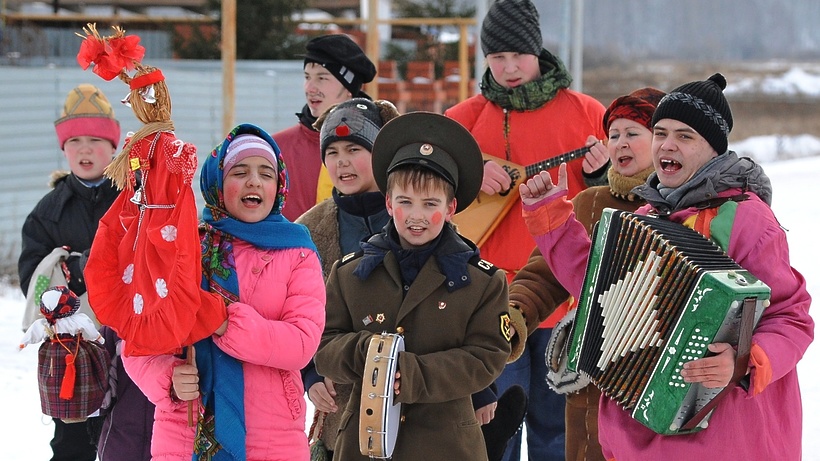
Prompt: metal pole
<box><xmin>221</xmin><ymin>0</ymin><xmax>236</xmax><ymax>134</ymax></box>
<box><xmin>558</xmin><ymin>0</ymin><xmax>570</xmax><ymax>65</ymax></box>
<box><xmin>570</xmin><ymin>0</ymin><xmax>583</xmax><ymax>92</ymax></box>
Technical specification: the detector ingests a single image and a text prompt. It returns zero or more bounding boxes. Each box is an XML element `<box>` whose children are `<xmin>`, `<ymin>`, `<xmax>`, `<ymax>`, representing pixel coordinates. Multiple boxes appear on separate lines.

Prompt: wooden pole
<box><xmin>222</xmin><ymin>0</ymin><xmax>236</xmax><ymax>134</ymax></box>
<box><xmin>365</xmin><ymin>0</ymin><xmax>380</xmax><ymax>99</ymax></box>
<box><xmin>458</xmin><ymin>23</ymin><xmax>469</xmax><ymax>101</ymax></box>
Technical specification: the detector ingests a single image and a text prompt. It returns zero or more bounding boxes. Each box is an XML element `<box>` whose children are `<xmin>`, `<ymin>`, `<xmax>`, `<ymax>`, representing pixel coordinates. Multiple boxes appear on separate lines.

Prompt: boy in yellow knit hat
<box><xmin>19</xmin><ymin>84</ymin><xmax>123</xmax><ymax>461</ymax></box>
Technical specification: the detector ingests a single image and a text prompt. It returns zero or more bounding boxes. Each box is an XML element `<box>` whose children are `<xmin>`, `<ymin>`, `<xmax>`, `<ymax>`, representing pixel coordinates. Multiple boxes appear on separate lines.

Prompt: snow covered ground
<box><xmin>1</xmin><ymin>147</ymin><xmax>817</xmax><ymax>459</ymax></box>
<box><xmin>3</xmin><ymin>62</ymin><xmax>820</xmax><ymax>458</ymax></box>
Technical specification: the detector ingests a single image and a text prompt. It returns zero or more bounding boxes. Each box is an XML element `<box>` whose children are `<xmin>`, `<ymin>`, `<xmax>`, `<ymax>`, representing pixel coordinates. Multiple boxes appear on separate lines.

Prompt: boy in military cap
<box><xmin>315</xmin><ymin>112</ymin><xmax>513</xmax><ymax>460</ymax></box>
<box><xmin>273</xmin><ymin>34</ymin><xmax>377</xmax><ymax>221</ymax></box>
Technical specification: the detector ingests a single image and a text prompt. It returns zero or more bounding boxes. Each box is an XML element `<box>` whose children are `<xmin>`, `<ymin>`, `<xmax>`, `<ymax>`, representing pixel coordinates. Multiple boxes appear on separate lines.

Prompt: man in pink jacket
<box><xmin>518</xmin><ymin>74</ymin><xmax>813</xmax><ymax>460</ymax></box>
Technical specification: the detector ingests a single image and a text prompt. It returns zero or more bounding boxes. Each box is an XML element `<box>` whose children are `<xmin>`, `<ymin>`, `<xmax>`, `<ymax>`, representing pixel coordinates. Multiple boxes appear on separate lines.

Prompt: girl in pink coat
<box><xmin>124</xmin><ymin>124</ymin><xmax>326</xmax><ymax>461</ymax></box>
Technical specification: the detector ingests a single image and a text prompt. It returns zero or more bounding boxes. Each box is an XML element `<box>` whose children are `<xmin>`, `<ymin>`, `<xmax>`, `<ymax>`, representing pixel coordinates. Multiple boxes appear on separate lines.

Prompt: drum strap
<box><xmin>680</xmin><ymin>297</ymin><xmax>757</xmax><ymax>431</ymax></box>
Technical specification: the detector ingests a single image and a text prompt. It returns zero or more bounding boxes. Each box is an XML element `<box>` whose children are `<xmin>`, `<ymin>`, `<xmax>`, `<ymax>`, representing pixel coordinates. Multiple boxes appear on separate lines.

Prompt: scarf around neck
<box><xmin>608</xmin><ymin>165</ymin><xmax>654</xmax><ymax>201</ymax></box>
<box><xmin>632</xmin><ymin>151</ymin><xmax>773</xmax><ymax>212</ymax></box>
<box><xmin>354</xmin><ymin>222</ymin><xmax>478</xmax><ymax>292</ymax></box>
<box><xmin>480</xmin><ymin>48</ymin><xmax>573</xmax><ymax>111</ymax></box>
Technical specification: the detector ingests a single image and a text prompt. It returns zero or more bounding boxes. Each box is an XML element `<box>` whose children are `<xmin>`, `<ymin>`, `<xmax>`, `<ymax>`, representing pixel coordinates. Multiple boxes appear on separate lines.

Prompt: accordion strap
<box><xmin>680</xmin><ymin>297</ymin><xmax>757</xmax><ymax>431</ymax></box>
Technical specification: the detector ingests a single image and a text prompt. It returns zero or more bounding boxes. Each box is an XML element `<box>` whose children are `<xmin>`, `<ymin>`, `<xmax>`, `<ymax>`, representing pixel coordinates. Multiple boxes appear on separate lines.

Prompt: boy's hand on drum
<box><xmin>308</xmin><ymin>378</ymin><xmax>339</xmax><ymax>413</ymax></box>
<box><xmin>393</xmin><ymin>371</ymin><xmax>401</xmax><ymax>396</ymax></box>
<box><xmin>680</xmin><ymin>342</ymin><xmax>736</xmax><ymax>388</ymax></box>
<box><xmin>172</xmin><ymin>347</ymin><xmax>200</xmax><ymax>401</ymax></box>
<box><xmin>520</xmin><ymin>163</ymin><xmax>568</xmax><ymax>206</ymax></box>
<box><xmin>475</xmin><ymin>401</ymin><xmax>497</xmax><ymax>425</ymax></box>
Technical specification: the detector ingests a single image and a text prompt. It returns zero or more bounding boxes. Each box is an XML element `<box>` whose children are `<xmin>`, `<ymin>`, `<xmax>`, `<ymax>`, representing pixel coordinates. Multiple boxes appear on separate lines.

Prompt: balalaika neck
<box><xmin>524</xmin><ymin>145</ymin><xmax>592</xmax><ymax>178</ymax></box>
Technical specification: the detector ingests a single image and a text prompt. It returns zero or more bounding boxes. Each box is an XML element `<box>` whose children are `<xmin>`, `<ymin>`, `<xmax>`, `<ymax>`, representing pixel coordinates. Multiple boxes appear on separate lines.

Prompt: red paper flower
<box><xmin>75</xmin><ymin>24</ymin><xmax>145</xmax><ymax>81</ymax></box>
<box><xmin>92</xmin><ymin>52</ymin><xmax>125</xmax><ymax>81</ymax></box>
<box><xmin>76</xmin><ymin>36</ymin><xmax>105</xmax><ymax>71</ymax></box>
<box><xmin>109</xmin><ymin>35</ymin><xmax>145</xmax><ymax>71</ymax></box>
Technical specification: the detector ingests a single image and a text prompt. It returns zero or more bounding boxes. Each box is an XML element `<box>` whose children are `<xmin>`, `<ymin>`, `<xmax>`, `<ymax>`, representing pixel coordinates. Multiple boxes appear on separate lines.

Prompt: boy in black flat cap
<box><xmin>315</xmin><ymin>113</ymin><xmax>512</xmax><ymax>461</ymax></box>
<box><xmin>273</xmin><ymin>34</ymin><xmax>377</xmax><ymax>221</ymax></box>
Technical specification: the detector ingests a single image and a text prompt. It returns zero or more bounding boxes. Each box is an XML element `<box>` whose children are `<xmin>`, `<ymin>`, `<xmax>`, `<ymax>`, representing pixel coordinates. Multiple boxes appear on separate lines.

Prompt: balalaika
<box><xmin>566</xmin><ymin>209</ymin><xmax>770</xmax><ymax>435</ymax></box>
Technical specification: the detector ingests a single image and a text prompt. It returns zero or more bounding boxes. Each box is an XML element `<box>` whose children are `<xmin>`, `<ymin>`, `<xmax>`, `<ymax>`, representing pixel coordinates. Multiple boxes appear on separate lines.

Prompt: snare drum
<box><xmin>359</xmin><ymin>332</ymin><xmax>404</xmax><ymax>458</ymax></box>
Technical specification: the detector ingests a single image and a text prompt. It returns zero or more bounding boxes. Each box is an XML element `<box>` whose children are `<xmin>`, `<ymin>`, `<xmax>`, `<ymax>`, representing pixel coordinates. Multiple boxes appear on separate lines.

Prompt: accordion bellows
<box><xmin>567</xmin><ymin>209</ymin><xmax>770</xmax><ymax>435</ymax></box>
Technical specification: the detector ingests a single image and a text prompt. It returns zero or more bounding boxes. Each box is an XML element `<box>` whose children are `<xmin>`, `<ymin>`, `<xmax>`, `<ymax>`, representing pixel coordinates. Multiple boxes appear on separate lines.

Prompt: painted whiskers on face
<box><xmin>387</xmin><ymin>183</ymin><xmax>455</xmax><ymax>249</ymax></box>
<box><xmin>304</xmin><ymin>62</ymin><xmax>352</xmax><ymax>118</ymax></box>
<box><xmin>405</xmin><ymin>216</ymin><xmax>430</xmax><ymax>226</ymax></box>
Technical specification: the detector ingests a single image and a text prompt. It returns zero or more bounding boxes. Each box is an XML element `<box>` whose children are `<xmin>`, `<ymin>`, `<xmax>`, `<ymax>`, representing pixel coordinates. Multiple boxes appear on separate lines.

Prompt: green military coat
<box><xmin>315</xmin><ymin>235</ymin><xmax>511</xmax><ymax>461</ymax></box>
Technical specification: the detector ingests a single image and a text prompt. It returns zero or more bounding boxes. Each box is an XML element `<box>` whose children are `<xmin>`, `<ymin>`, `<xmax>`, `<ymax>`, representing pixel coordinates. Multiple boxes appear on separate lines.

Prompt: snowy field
<box><xmin>1</xmin><ymin>63</ymin><xmax>819</xmax><ymax>460</ymax></box>
<box><xmin>0</xmin><ymin>148</ymin><xmax>817</xmax><ymax>460</ymax></box>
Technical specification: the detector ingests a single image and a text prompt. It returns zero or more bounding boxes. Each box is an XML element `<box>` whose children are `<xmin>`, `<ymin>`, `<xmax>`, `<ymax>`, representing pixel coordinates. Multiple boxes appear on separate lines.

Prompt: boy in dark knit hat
<box><xmin>445</xmin><ymin>0</ymin><xmax>609</xmax><ymax>459</ymax></box>
<box><xmin>273</xmin><ymin>34</ymin><xmax>377</xmax><ymax>221</ymax></box>
<box><xmin>518</xmin><ymin>73</ymin><xmax>811</xmax><ymax>461</ymax></box>
<box><xmin>315</xmin><ymin>112</ymin><xmax>512</xmax><ymax>461</ymax></box>
<box><xmin>297</xmin><ymin>98</ymin><xmax>400</xmax><ymax>459</ymax></box>
<box><xmin>19</xmin><ymin>83</ymin><xmax>122</xmax><ymax>461</ymax></box>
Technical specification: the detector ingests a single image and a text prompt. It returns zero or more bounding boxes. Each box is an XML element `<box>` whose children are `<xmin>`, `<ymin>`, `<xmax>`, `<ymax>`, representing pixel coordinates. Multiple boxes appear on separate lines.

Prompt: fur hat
<box><xmin>54</xmin><ymin>84</ymin><xmax>121</xmax><ymax>149</ymax></box>
<box><xmin>652</xmin><ymin>73</ymin><xmax>733</xmax><ymax>155</ymax></box>
<box><xmin>603</xmin><ymin>87</ymin><xmax>666</xmax><ymax>132</ymax></box>
<box><xmin>371</xmin><ymin>113</ymin><xmax>483</xmax><ymax>213</ymax></box>
<box><xmin>481</xmin><ymin>0</ymin><xmax>543</xmax><ymax>56</ymax></box>
<box><xmin>316</xmin><ymin>98</ymin><xmax>400</xmax><ymax>162</ymax></box>
<box><xmin>303</xmin><ymin>34</ymin><xmax>377</xmax><ymax>95</ymax></box>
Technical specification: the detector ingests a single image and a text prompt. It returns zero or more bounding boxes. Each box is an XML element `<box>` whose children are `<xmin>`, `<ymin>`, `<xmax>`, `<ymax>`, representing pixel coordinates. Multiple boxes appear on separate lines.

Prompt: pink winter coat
<box><xmin>124</xmin><ymin>242</ymin><xmax>326</xmax><ymax>461</ymax></box>
<box><xmin>523</xmin><ymin>189</ymin><xmax>813</xmax><ymax>461</ymax></box>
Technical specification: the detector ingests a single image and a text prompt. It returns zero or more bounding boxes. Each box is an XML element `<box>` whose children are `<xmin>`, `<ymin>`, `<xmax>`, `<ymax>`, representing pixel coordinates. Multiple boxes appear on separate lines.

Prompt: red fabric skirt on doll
<box><xmin>85</xmin><ymin>131</ymin><xmax>226</xmax><ymax>356</ymax></box>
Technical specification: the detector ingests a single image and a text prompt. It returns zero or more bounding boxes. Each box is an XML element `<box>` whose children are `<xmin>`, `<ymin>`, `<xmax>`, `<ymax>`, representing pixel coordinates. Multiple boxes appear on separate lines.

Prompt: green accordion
<box><xmin>566</xmin><ymin>209</ymin><xmax>770</xmax><ymax>435</ymax></box>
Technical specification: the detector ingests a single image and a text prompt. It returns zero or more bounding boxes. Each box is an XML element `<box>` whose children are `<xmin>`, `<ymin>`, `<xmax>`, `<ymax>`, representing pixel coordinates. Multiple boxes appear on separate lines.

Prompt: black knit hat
<box><xmin>318</xmin><ymin>98</ymin><xmax>384</xmax><ymax>161</ymax></box>
<box><xmin>303</xmin><ymin>35</ymin><xmax>377</xmax><ymax>96</ymax></box>
<box><xmin>651</xmin><ymin>73</ymin><xmax>733</xmax><ymax>155</ymax></box>
<box><xmin>481</xmin><ymin>0</ymin><xmax>543</xmax><ymax>56</ymax></box>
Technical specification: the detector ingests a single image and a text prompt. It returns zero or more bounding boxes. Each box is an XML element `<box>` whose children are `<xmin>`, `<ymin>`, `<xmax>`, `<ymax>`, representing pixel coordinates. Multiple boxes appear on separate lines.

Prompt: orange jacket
<box><xmin>446</xmin><ymin>89</ymin><xmax>605</xmax><ymax>327</ymax></box>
